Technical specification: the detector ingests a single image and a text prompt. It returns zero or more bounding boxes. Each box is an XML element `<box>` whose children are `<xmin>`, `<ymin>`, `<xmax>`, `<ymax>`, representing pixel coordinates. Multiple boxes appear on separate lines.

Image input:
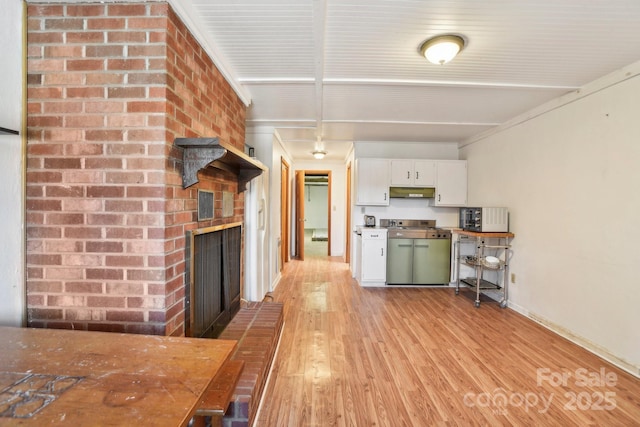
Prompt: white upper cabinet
<box><xmin>435</xmin><ymin>160</ymin><xmax>467</xmax><ymax>206</ymax></box>
<box><xmin>355</xmin><ymin>158</ymin><xmax>390</xmax><ymax>206</ymax></box>
<box><xmin>390</xmin><ymin>160</ymin><xmax>436</xmax><ymax>187</ymax></box>
<box><xmin>415</xmin><ymin>160</ymin><xmax>437</xmax><ymax>186</ymax></box>
<box><xmin>390</xmin><ymin>160</ymin><xmax>412</xmax><ymax>186</ymax></box>
<box><xmin>355</xmin><ymin>158</ymin><xmax>466</xmax><ymax>207</ymax></box>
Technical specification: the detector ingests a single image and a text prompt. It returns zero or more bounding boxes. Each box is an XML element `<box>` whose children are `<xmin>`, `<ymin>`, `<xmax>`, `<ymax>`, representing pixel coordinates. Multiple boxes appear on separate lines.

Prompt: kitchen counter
<box><xmin>0</xmin><ymin>326</ymin><xmax>237</xmax><ymax>426</ymax></box>
<box><xmin>355</xmin><ymin>225</ymin><xmax>385</xmax><ymax>233</ymax></box>
<box><xmin>452</xmin><ymin>228</ymin><xmax>515</xmax><ymax>239</ymax></box>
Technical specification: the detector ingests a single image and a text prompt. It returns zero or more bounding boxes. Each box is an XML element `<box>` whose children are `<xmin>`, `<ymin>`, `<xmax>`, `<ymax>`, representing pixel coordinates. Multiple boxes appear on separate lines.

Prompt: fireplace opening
<box><xmin>185</xmin><ymin>223</ymin><xmax>242</xmax><ymax>338</ymax></box>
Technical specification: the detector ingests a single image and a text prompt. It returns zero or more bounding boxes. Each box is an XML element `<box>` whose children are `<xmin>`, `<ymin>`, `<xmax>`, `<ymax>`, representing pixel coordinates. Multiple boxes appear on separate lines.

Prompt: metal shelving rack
<box><xmin>454</xmin><ymin>230</ymin><xmax>514</xmax><ymax>308</ymax></box>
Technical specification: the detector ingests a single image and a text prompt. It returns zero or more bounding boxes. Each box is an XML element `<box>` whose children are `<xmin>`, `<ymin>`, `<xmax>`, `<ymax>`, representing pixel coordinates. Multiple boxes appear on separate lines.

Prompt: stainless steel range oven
<box><xmin>381</xmin><ymin>219</ymin><xmax>451</xmax><ymax>285</ymax></box>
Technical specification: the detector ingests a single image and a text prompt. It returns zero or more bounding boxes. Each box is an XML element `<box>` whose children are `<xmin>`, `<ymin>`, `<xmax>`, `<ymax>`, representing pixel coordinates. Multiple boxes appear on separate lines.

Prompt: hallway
<box><xmin>256</xmin><ymin>256</ymin><xmax>640</xmax><ymax>426</ymax></box>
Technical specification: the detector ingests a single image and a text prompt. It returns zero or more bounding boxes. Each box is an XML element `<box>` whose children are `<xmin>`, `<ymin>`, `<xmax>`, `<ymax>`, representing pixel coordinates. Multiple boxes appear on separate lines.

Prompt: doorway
<box><xmin>345</xmin><ymin>162</ymin><xmax>352</xmax><ymax>264</ymax></box>
<box><xmin>295</xmin><ymin>171</ymin><xmax>331</xmax><ymax>260</ymax></box>
<box><xmin>280</xmin><ymin>158</ymin><xmax>290</xmax><ymax>271</ymax></box>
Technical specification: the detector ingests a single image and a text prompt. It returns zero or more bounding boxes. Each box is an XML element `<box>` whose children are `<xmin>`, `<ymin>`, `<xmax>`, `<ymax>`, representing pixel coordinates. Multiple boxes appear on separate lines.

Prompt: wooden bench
<box><xmin>192</xmin><ymin>360</ymin><xmax>245</xmax><ymax>427</ymax></box>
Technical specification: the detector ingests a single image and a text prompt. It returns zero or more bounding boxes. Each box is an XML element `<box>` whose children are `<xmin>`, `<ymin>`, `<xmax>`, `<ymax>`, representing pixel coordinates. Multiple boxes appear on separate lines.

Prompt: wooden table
<box><xmin>452</xmin><ymin>229</ymin><xmax>515</xmax><ymax>239</ymax></box>
<box><xmin>0</xmin><ymin>326</ymin><xmax>237</xmax><ymax>426</ymax></box>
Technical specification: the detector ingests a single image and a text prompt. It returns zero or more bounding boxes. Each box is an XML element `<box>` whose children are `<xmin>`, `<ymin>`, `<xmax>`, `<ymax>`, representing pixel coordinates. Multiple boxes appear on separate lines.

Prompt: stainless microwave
<box><xmin>459</xmin><ymin>207</ymin><xmax>509</xmax><ymax>232</ymax></box>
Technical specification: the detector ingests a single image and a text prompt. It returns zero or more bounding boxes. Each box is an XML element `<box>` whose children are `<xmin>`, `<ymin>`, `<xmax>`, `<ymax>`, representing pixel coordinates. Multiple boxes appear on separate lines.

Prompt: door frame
<box><xmin>345</xmin><ymin>162</ymin><xmax>352</xmax><ymax>263</ymax></box>
<box><xmin>294</xmin><ymin>170</ymin><xmax>332</xmax><ymax>259</ymax></box>
<box><xmin>294</xmin><ymin>171</ymin><xmax>305</xmax><ymax>260</ymax></box>
<box><xmin>280</xmin><ymin>157</ymin><xmax>290</xmax><ymax>270</ymax></box>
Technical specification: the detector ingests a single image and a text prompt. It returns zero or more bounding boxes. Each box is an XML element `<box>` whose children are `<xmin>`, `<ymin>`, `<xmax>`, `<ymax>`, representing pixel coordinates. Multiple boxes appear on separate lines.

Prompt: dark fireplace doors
<box><xmin>185</xmin><ymin>223</ymin><xmax>242</xmax><ymax>338</ymax></box>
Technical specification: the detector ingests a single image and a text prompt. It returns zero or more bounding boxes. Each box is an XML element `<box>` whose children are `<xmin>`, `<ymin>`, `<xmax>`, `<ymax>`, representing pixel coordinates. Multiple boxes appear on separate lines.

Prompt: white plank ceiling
<box><xmin>173</xmin><ymin>0</ymin><xmax>640</xmax><ymax>160</ymax></box>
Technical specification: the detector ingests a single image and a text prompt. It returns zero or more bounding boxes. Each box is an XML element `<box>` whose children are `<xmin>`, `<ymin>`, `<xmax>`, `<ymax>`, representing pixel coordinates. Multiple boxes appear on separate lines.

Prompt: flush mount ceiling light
<box><xmin>312</xmin><ymin>150</ymin><xmax>327</xmax><ymax>160</ymax></box>
<box><xmin>419</xmin><ymin>34</ymin><xmax>465</xmax><ymax>65</ymax></box>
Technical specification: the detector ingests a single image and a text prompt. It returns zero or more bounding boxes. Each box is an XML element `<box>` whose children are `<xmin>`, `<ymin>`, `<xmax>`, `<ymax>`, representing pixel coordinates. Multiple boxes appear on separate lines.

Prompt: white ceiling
<box><xmin>173</xmin><ymin>0</ymin><xmax>640</xmax><ymax>161</ymax></box>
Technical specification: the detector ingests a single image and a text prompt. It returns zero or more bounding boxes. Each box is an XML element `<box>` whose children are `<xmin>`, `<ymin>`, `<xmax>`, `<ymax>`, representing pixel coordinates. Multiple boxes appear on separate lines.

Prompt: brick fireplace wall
<box><xmin>26</xmin><ymin>1</ymin><xmax>246</xmax><ymax>336</ymax></box>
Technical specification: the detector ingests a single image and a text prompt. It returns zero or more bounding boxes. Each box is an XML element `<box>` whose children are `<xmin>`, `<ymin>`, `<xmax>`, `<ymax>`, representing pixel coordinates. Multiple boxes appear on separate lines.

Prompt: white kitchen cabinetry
<box><xmin>435</xmin><ymin>160</ymin><xmax>467</xmax><ymax>206</ymax></box>
<box><xmin>355</xmin><ymin>159</ymin><xmax>389</xmax><ymax>206</ymax></box>
<box><xmin>359</xmin><ymin>228</ymin><xmax>387</xmax><ymax>286</ymax></box>
<box><xmin>390</xmin><ymin>160</ymin><xmax>436</xmax><ymax>187</ymax></box>
<box><xmin>354</xmin><ymin>230</ymin><xmax>362</xmax><ymax>281</ymax></box>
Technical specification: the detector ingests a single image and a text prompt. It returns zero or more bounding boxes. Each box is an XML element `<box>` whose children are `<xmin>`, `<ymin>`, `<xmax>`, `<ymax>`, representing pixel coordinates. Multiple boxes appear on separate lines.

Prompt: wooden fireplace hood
<box><xmin>174</xmin><ymin>137</ymin><xmax>265</xmax><ymax>192</ymax></box>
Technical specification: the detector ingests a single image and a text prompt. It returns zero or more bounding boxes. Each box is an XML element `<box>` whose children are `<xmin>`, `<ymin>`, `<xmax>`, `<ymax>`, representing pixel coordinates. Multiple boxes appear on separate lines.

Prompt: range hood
<box><xmin>174</xmin><ymin>137</ymin><xmax>265</xmax><ymax>192</ymax></box>
<box><xmin>389</xmin><ymin>187</ymin><xmax>435</xmax><ymax>199</ymax></box>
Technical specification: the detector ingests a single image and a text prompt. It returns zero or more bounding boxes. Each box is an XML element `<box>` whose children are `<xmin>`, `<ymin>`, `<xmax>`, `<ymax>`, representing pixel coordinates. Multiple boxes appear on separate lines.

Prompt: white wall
<box><xmin>247</xmin><ymin>127</ymin><xmax>294</xmax><ymax>291</ymax></box>
<box><xmin>303</xmin><ymin>184</ymin><xmax>328</xmax><ymax>230</ymax></box>
<box><xmin>0</xmin><ymin>0</ymin><xmax>25</xmax><ymax>327</ymax></box>
<box><xmin>460</xmin><ymin>63</ymin><xmax>640</xmax><ymax>375</ymax></box>
<box><xmin>355</xmin><ymin>141</ymin><xmax>459</xmax><ymax>160</ymax></box>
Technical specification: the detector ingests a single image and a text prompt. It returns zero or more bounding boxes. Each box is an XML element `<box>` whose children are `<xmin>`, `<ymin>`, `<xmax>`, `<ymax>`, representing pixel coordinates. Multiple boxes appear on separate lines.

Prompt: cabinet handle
<box><xmin>381</xmin><ymin>248</ymin><xmax>384</xmax><ymax>256</ymax></box>
<box><xmin>407</xmin><ymin>171</ymin><xmax>410</xmax><ymax>179</ymax></box>
<box><xmin>416</xmin><ymin>171</ymin><xmax>419</xmax><ymax>180</ymax></box>
<box><xmin>384</xmin><ymin>192</ymin><xmax>387</xmax><ymax>200</ymax></box>
<box><xmin>438</xmin><ymin>194</ymin><xmax>441</xmax><ymax>202</ymax></box>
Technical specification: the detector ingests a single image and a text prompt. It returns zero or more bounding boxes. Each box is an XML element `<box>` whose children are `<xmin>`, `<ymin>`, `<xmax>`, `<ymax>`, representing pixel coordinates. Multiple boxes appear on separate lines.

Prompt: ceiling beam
<box><xmin>323</xmin><ymin>119</ymin><xmax>500</xmax><ymax>127</ymax></box>
<box><xmin>238</xmin><ymin>77</ymin><xmax>578</xmax><ymax>91</ymax></box>
<box><xmin>246</xmin><ymin>119</ymin><xmax>500</xmax><ymax>127</ymax></box>
<box><xmin>323</xmin><ymin>78</ymin><xmax>579</xmax><ymax>90</ymax></box>
<box><xmin>312</xmin><ymin>0</ymin><xmax>328</xmax><ymax>142</ymax></box>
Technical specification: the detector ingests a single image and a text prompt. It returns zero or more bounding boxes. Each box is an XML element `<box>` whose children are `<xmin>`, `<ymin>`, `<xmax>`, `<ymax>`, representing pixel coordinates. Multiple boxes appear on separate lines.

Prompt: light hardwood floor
<box><xmin>256</xmin><ymin>255</ymin><xmax>640</xmax><ymax>426</ymax></box>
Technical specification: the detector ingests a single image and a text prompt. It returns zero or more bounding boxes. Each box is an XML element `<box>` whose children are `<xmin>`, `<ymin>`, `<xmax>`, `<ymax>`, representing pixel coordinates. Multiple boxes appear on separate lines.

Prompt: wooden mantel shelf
<box><xmin>0</xmin><ymin>326</ymin><xmax>237</xmax><ymax>426</ymax></box>
<box><xmin>174</xmin><ymin>137</ymin><xmax>265</xmax><ymax>192</ymax></box>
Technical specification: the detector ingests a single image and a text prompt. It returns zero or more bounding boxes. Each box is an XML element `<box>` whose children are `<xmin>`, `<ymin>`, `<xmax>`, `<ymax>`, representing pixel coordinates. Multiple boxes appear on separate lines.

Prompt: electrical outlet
<box><xmin>511</xmin><ymin>273</ymin><xmax>516</xmax><ymax>284</ymax></box>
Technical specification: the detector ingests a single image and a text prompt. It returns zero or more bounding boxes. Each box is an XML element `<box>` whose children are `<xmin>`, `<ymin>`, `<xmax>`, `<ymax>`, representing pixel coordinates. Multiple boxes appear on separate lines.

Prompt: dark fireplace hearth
<box><xmin>185</xmin><ymin>223</ymin><xmax>242</xmax><ymax>338</ymax></box>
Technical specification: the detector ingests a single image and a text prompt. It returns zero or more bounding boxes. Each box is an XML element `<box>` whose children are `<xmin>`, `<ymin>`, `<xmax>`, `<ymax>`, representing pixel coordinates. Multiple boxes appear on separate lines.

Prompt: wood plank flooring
<box><xmin>256</xmin><ymin>255</ymin><xmax>640</xmax><ymax>426</ymax></box>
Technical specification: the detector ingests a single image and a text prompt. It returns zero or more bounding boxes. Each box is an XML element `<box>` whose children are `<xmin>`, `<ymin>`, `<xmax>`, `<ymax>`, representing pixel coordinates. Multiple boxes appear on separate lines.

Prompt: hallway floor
<box><xmin>256</xmin><ymin>256</ymin><xmax>640</xmax><ymax>426</ymax></box>
<box><xmin>304</xmin><ymin>229</ymin><xmax>328</xmax><ymax>258</ymax></box>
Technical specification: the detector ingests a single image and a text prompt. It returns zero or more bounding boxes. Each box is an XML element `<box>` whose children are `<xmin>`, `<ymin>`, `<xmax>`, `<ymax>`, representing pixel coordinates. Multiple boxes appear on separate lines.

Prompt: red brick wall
<box><xmin>26</xmin><ymin>2</ymin><xmax>246</xmax><ymax>336</ymax></box>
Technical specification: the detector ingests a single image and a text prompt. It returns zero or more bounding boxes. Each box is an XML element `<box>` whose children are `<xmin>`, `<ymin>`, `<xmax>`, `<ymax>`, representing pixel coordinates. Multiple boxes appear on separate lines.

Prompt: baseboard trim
<box><xmin>270</xmin><ymin>272</ymin><xmax>281</xmax><ymax>292</ymax></box>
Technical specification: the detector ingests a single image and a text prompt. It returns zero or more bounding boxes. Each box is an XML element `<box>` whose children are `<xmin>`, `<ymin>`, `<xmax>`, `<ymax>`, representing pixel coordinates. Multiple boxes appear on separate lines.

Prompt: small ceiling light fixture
<box><xmin>312</xmin><ymin>135</ymin><xmax>327</xmax><ymax>159</ymax></box>
<box><xmin>312</xmin><ymin>149</ymin><xmax>327</xmax><ymax>160</ymax></box>
<box><xmin>419</xmin><ymin>34</ymin><xmax>466</xmax><ymax>65</ymax></box>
